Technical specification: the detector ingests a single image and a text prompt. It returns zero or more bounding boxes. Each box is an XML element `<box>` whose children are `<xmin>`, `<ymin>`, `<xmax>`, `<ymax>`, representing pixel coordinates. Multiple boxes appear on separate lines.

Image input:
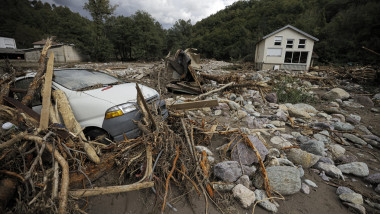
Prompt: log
<box><xmin>52</xmin><ymin>90</ymin><xmax>100</xmax><ymax>164</ymax></box>
<box><xmin>69</xmin><ymin>182</ymin><xmax>154</xmax><ymax>197</ymax></box>
<box><xmin>170</xmin><ymin>99</ymin><xmax>219</xmax><ymax>110</ymax></box>
<box><xmin>21</xmin><ymin>38</ymin><xmax>52</xmax><ymax>106</ymax></box>
<box><xmin>191</xmin><ymin>82</ymin><xmax>234</xmax><ymax>101</ymax></box>
<box><xmin>39</xmin><ymin>52</ymin><xmax>55</xmax><ymax>130</ymax></box>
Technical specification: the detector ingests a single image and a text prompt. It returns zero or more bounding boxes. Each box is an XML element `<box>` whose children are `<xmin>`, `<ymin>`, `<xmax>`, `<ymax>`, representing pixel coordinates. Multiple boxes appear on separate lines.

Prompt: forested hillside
<box><xmin>1</xmin><ymin>0</ymin><xmax>379</xmax><ymax>64</ymax></box>
<box><xmin>191</xmin><ymin>0</ymin><xmax>380</xmax><ymax>64</ymax></box>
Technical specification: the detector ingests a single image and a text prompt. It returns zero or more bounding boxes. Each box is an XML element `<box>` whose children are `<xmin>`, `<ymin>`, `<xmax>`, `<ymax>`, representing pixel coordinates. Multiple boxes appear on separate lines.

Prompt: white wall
<box><xmin>25</xmin><ymin>45</ymin><xmax>88</xmax><ymax>62</ymax></box>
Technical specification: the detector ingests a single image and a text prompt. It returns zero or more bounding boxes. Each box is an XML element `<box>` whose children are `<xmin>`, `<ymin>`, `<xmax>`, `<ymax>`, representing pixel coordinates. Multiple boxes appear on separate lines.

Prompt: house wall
<box><xmin>254</xmin><ymin>41</ymin><xmax>265</xmax><ymax>70</ymax></box>
<box><xmin>255</xmin><ymin>28</ymin><xmax>315</xmax><ymax>70</ymax></box>
<box><xmin>25</xmin><ymin>45</ymin><xmax>88</xmax><ymax>62</ymax></box>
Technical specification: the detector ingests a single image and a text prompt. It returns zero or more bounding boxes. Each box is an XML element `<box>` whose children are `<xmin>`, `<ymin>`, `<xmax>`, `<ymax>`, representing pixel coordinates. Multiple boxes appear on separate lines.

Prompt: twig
<box><xmin>0</xmin><ymin>170</ymin><xmax>25</xmax><ymax>182</ymax></box>
<box><xmin>0</xmin><ymin>131</ymin><xmax>27</xmax><ymax>150</ymax></box>
<box><xmin>161</xmin><ymin>145</ymin><xmax>179</xmax><ymax>213</ymax></box>
<box><xmin>70</xmin><ymin>182</ymin><xmax>154</xmax><ymax>197</ymax></box>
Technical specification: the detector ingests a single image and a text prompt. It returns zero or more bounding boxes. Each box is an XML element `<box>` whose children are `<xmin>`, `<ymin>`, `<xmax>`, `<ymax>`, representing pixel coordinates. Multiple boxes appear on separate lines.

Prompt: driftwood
<box><xmin>192</xmin><ymin>82</ymin><xmax>234</xmax><ymax>101</ymax></box>
<box><xmin>170</xmin><ymin>99</ymin><xmax>219</xmax><ymax>110</ymax></box>
<box><xmin>52</xmin><ymin>90</ymin><xmax>100</xmax><ymax>164</ymax></box>
<box><xmin>200</xmin><ymin>73</ymin><xmax>240</xmax><ymax>83</ymax></box>
<box><xmin>39</xmin><ymin>52</ymin><xmax>55</xmax><ymax>130</ymax></box>
<box><xmin>21</xmin><ymin>37</ymin><xmax>52</xmax><ymax>106</ymax></box>
<box><xmin>69</xmin><ymin>182</ymin><xmax>154</xmax><ymax>198</ymax></box>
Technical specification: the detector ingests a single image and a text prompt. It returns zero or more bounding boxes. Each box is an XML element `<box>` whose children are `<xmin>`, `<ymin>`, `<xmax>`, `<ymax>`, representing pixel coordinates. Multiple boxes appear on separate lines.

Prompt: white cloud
<box><xmin>39</xmin><ymin>0</ymin><xmax>240</xmax><ymax>28</ymax></box>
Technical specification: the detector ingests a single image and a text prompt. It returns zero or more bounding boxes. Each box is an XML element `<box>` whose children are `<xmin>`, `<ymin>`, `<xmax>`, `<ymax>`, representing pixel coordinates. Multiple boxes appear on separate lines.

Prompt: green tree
<box><xmin>166</xmin><ymin>19</ymin><xmax>192</xmax><ymax>52</ymax></box>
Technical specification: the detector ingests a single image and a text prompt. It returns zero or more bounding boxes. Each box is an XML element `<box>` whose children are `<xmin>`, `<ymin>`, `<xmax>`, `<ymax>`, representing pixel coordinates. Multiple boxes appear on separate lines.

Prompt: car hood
<box><xmin>82</xmin><ymin>83</ymin><xmax>158</xmax><ymax>106</ymax></box>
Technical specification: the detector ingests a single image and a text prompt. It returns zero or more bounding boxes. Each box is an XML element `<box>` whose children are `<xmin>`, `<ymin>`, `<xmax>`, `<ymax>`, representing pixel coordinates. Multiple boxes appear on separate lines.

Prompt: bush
<box><xmin>273</xmin><ymin>76</ymin><xmax>315</xmax><ymax>104</ymax></box>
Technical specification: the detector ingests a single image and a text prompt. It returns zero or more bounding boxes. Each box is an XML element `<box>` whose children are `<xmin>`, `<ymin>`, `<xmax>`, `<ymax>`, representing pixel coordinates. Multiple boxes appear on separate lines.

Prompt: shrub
<box><xmin>273</xmin><ymin>75</ymin><xmax>315</xmax><ymax>104</ymax></box>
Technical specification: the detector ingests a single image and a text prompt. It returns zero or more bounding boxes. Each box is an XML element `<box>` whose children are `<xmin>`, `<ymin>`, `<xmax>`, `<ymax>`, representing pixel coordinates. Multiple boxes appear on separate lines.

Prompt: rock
<box><xmin>371</xmin><ymin>108</ymin><xmax>380</xmax><ymax>113</ymax></box>
<box><xmin>214</xmin><ymin>109</ymin><xmax>222</xmax><ymax>116</ymax></box>
<box><xmin>244</xmin><ymin>104</ymin><xmax>256</xmax><ymax>114</ymax></box>
<box><xmin>213</xmin><ymin>183</ymin><xmax>235</xmax><ymax>192</ymax></box>
<box><xmin>254</xmin><ymin>166</ymin><xmax>301</xmax><ymax>195</ymax></box>
<box><xmin>349</xmin><ymin>114</ymin><xmax>361</xmax><ymax>122</ymax></box>
<box><xmin>297</xmin><ymin>135</ymin><xmax>311</xmax><ymax>144</ymax></box>
<box><xmin>288</xmin><ymin>106</ymin><xmax>311</xmax><ymax>118</ymax></box>
<box><xmin>268</xmin><ymin>148</ymin><xmax>280</xmax><ymax>158</ymax></box>
<box><xmin>314</xmin><ymin>162</ymin><xmax>344</xmax><ymax>179</ymax></box>
<box><xmin>314</xmin><ymin>133</ymin><xmax>330</xmax><ymax>144</ymax></box>
<box><xmin>337</xmin><ymin>162</ymin><xmax>369</xmax><ymax>177</ymax></box>
<box><xmin>312</xmin><ymin>122</ymin><xmax>334</xmax><ymax>130</ymax></box>
<box><xmin>214</xmin><ymin>161</ymin><xmax>257</xmax><ymax>182</ymax></box>
<box><xmin>301</xmin><ymin>183</ymin><xmax>310</xmax><ymax>194</ymax></box>
<box><xmin>322</xmin><ymin>88</ymin><xmax>350</xmax><ymax>100</ymax></box>
<box><xmin>228</xmin><ymin>101</ymin><xmax>241</xmax><ymax>111</ymax></box>
<box><xmin>232</xmin><ymin>184</ymin><xmax>256</xmax><ymax>208</ymax></box>
<box><xmin>237</xmin><ymin>110</ymin><xmax>248</xmax><ymax>119</ymax></box>
<box><xmin>343</xmin><ymin>134</ymin><xmax>367</xmax><ymax>146</ymax></box>
<box><xmin>329</xmin><ymin>101</ymin><xmax>340</xmax><ymax>108</ymax></box>
<box><xmin>195</xmin><ymin>146</ymin><xmax>213</xmax><ymax>156</ymax></box>
<box><xmin>363</xmin><ymin>135</ymin><xmax>380</xmax><ymax>142</ymax></box>
<box><xmin>376</xmin><ymin>184</ymin><xmax>380</xmax><ymax>193</ymax></box>
<box><xmin>275</xmin><ymin>110</ymin><xmax>288</xmax><ymax>121</ymax></box>
<box><xmin>304</xmin><ymin>179</ymin><xmax>318</xmax><ymax>188</ymax></box>
<box><xmin>277</xmin><ymin>158</ymin><xmax>296</xmax><ymax>167</ymax></box>
<box><xmin>270</xmin><ymin>120</ymin><xmax>285</xmax><ymax>127</ymax></box>
<box><xmin>364</xmin><ymin>173</ymin><xmax>380</xmax><ymax>184</ymax></box>
<box><xmin>335</xmin><ymin>155</ymin><xmax>358</xmax><ymax>164</ymax></box>
<box><xmin>265</xmin><ymin>93</ymin><xmax>277</xmax><ymax>103</ymax></box>
<box><xmin>323</xmin><ymin>107</ymin><xmax>342</xmax><ymax>115</ymax></box>
<box><xmin>286</xmin><ymin>148</ymin><xmax>320</xmax><ymax>168</ymax></box>
<box><xmin>231</xmin><ymin>135</ymin><xmax>268</xmax><ymax>165</ymax></box>
<box><xmin>343</xmin><ymin>100</ymin><xmax>364</xmax><ymax>108</ymax></box>
<box><xmin>293</xmin><ymin>103</ymin><xmax>318</xmax><ymax>113</ymax></box>
<box><xmin>342</xmin><ymin>202</ymin><xmax>366</xmax><ymax>214</ymax></box>
<box><xmin>317</xmin><ymin>112</ymin><xmax>332</xmax><ymax>120</ymax></box>
<box><xmin>354</xmin><ymin>96</ymin><xmax>374</xmax><ymax>107</ymax></box>
<box><xmin>374</xmin><ymin>93</ymin><xmax>380</xmax><ymax>101</ymax></box>
<box><xmin>330</xmin><ymin>144</ymin><xmax>346</xmax><ymax>158</ymax></box>
<box><xmin>236</xmin><ymin>175</ymin><xmax>251</xmax><ymax>188</ymax></box>
<box><xmin>317</xmin><ymin>157</ymin><xmax>335</xmax><ymax>165</ymax></box>
<box><xmin>270</xmin><ymin>136</ymin><xmax>292</xmax><ymax>149</ymax></box>
<box><xmin>339</xmin><ymin>193</ymin><xmax>363</xmax><ymax>205</ymax></box>
<box><xmin>300</xmin><ymin>140</ymin><xmax>325</xmax><ymax>156</ymax></box>
<box><xmin>333</xmin><ymin>122</ymin><xmax>355</xmax><ymax>131</ymax></box>
<box><xmin>346</xmin><ymin>116</ymin><xmax>360</xmax><ymax>125</ymax></box>
<box><xmin>332</xmin><ymin>114</ymin><xmax>346</xmax><ymax>122</ymax></box>
<box><xmin>320</xmin><ymin>171</ymin><xmax>330</xmax><ymax>181</ymax></box>
<box><xmin>298</xmin><ymin>166</ymin><xmax>304</xmax><ymax>177</ymax></box>
<box><xmin>229</xmin><ymin>93</ymin><xmax>237</xmax><ymax>100</ymax></box>
<box><xmin>336</xmin><ymin>186</ymin><xmax>355</xmax><ymax>195</ymax></box>
<box><xmin>254</xmin><ymin>189</ymin><xmax>278</xmax><ymax>213</ymax></box>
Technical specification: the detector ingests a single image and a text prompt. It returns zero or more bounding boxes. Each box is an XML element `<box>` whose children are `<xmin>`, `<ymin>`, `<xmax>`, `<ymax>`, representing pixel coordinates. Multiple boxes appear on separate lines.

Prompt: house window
<box><xmin>286</xmin><ymin>39</ymin><xmax>293</xmax><ymax>48</ymax></box>
<box><xmin>274</xmin><ymin>36</ymin><xmax>282</xmax><ymax>46</ymax></box>
<box><xmin>267</xmin><ymin>48</ymin><xmax>282</xmax><ymax>57</ymax></box>
<box><xmin>298</xmin><ymin>39</ymin><xmax>306</xmax><ymax>48</ymax></box>
<box><xmin>284</xmin><ymin>51</ymin><xmax>308</xmax><ymax>63</ymax></box>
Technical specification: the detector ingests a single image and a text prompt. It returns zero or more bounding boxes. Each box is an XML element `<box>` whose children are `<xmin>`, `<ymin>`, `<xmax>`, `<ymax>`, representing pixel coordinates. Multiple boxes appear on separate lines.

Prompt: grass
<box><xmin>273</xmin><ymin>75</ymin><xmax>315</xmax><ymax>104</ymax></box>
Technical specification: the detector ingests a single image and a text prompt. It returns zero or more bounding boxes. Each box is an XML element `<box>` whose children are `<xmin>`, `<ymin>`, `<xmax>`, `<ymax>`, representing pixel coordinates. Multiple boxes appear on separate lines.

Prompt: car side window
<box><xmin>12</xmin><ymin>78</ymin><xmax>42</xmax><ymax>107</ymax></box>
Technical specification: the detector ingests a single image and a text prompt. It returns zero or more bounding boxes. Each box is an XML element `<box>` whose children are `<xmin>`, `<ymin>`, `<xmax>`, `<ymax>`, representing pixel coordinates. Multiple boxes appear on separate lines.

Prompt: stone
<box><xmin>320</xmin><ymin>171</ymin><xmax>330</xmax><ymax>181</ymax></box>
<box><xmin>237</xmin><ymin>110</ymin><xmax>248</xmax><ymax>119</ymax></box>
<box><xmin>254</xmin><ymin>166</ymin><xmax>301</xmax><ymax>195</ymax></box>
<box><xmin>333</xmin><ymin>122</ymin><xmax>355</xmax><ymax>131</ymax></box>
<box><xmin>297</xmin><ymin>135</ymin><xmax>311</xmax><ymax>144</ymax></box>
<box><xmin>195</xmin><ymin>146</ymin><xmax>213</xmax><ymax>156</ymax></box>
<box><xmin>214</xmin><ymin>161</ymin><xmax>257</xmax><ymax>182</ymax></box>
<box><xmin>232</xmin><ymin>184</ymin><xmax>256</xmax><ymax>208</ymax></box>
<box><xmin>254</xmin><ymin>189</ymin><xmax>278</xmax><ymax>213</ymax></box>
<box><xmin>337</xmin><ymin>162</ymin><xmax>369</xmax><ymax>177</ymax></box>
<box><xmin>268</xmin><ymin>148</ymin><xmax>280</xmax><ymax>158</ymax></box>
<box><xmin>286</xmin><ymin>148</ymin><xmax>320</xmax><ymax>168</ymax></box>
<box><xmin>314</xmin><ymin>162</ymin><xmax>344</xmax><ymax>179</ymax></box>
<box><xmin>330</xmin><ymin>144</ymin><xmax>346</xmax><ymax>158</ymax></box>
<box><xmin>265</xmin><ymin>93</ymin><xmax>277</xmax><ymax>103</ymax></box>
<box><xmin>275</xmin><ymin>110</ymin><xmax>288</xmax><ymax>121</ymax></box>
<box><xmin>270</xmin><ymin>120</ymin><xmax>285</xmax><ymax>127</ymax></box>
<box><xmin>322</xmin><ymin>88</ymin><xmax>350</xmax><ymax>100</ymax></box>
<box><xmin>301</xmin><ymin>183</ymin><xmax>310</xmax><ymax>194</ymax></box>
<box><xmin>244</xmin><ymin>104</ymin><xmax>256</xmax><ymax>114</ymax></box>
<box><xmin>354</xmin><ymin>95</ymin><xmax>374</xmax><ymax>107</ymax></box>
<box><xmin>339</xmin><ymin>193</ymin><xmax>363</xmax><ymax>205</ymax></box>
<box><xmin>298</xmin><ymin>166</ymin><xmax>305</xmax><ymax>177</ymax></box>
<box><xmin>228</xmin><ymin>101</ymin><xmax>241</xmax><ymax>111</ymax></box>
<box><xmin>312</xmin><ymin>122</ymin><xmax>334</xmax><ymax>130</ymax></box>
<box><xmin>346</xmin><ymin>116</ymin><xmax>360</xmax><ymax>125</ymax></box>
<box><xmin>336</xmin><ymin>186</ymin><xmax>355</xmax><ymax>195</ymax></box>
<box><xmin>236</xmin><ymin>175</ymin><xmax>251</xmax><ymax>188</ymax></box>
<box><xmin>270</xmin><ymin>136</ymin><xmax>292</xmax><ymax>149</ymax></box>
<box><xmin>229</xmin><ymin>93</ymin><xmax>237</xmax><ymax>100</ymax></box>
<box><xmin>364</xmin><ymin>173</ymin><xmax>380</xmax><ymax>184</ymax></box>
<box><xmin>213</xmin><ymin>183</ymin><xmax>235</xmax><ymax>192</ymax></box>
<box><xmin>349</xmin><ymin>114</ymin><xmax>361</xmax><ymax>122</ymax></box>
<box><xmin>342</xmin><ymin>101</ymin><xmax>364</xmax><ymax>108</ymax></box>
<box><xmin>362</xmin><ymin>135</ymin><xmax>380</xmax><ymax>142</ymax></box>
<box><xmin>376</xmin><ymin>184</ymin><xmax>380</xmax><ymax>193</ymax></box>
<box><xmin>343</xmin><ymin>133</ymin><xmax>367</xmax><ymax>146</ymax></box>
<box><xmin>335</xmin><ymin>155</ymin><xmax>358</xmax><ymax>164</ymax></box>
<box><xmin>332</xmin><ymin>114</ymin><xmax>346</xmax><ymax>122</ymax></box>
<box><xmin>329</xmin><ymin>101</ymin><xmax>340</xmax><ymax>108</ymax></box>
<box><xmin>317</xmin><ymin>157</ymin><xmax>335</xmax><ymax>165</ymax></box>
<box><xmin>214</xmin><ymin>109</ymin><xmax>222</xmax><ymax>116</ymax></box>
<box><xmin>314</xmin><ymin>133</ymin><xmax>330</xmax><ymax>144</ymax></box>
<box><xmin>293</xmin><ymin>103</ymin><xmax>318</xmax><ymax>113</ymax></box>
<box><xmin>288</xmin><ymin>106</ymin><xmax>311</xmax><ymax>118</ymax></box>
<box><xmin>231</xmin><ymin>135</ymin><xmax>268</xmax><ymax>165</ymax></box>
<box><xmin>342</xmin><ymin>202</ymin><xmax>366</xmax><ymax>214</ymax></box>
<box><xmin>374</xmin><ymin>93</ymin><xmax>380</xmax><ymax>101</ymax></box>
<box><xmin>304</xmin><ymin>179</ymin><xmax>318</xmax><ymax>188</ymax></box>
<box><xmin>323</xmin><ymin>107</ymin><xmax>342</xmax><ymax>114</ymax></box>
<box><xmin>300</xmin><ymin>140</ymin><xmax>325</xmax><ymax>156</ymax></box>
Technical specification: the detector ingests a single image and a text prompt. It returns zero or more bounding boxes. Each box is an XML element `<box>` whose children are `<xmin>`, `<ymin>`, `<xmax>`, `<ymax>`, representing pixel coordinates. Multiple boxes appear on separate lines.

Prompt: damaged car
<box><xmin>10</xmin><ymin>69</ymin><xmax>167</xmax><ymax>142</ymax></box>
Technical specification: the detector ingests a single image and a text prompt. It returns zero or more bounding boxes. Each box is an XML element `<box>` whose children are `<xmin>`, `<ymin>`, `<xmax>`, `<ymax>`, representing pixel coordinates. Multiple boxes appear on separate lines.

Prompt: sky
<box><xmin>40</xmin><ymin>0</ymin><xmax>240</xmax><ymax>28</ymax></box>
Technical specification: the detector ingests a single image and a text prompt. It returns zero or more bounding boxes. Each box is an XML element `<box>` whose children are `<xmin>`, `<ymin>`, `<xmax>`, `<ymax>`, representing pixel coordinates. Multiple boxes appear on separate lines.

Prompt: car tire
<box><xmin>84</xmin><ymin>129</ymin><xmax>111</xmax><ymax>145</ymax></box>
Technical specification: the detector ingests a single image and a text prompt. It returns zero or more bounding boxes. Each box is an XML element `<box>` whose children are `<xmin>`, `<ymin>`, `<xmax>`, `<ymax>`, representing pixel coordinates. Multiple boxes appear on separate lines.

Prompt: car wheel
<box><xmin>84</xmin><ymin>129</ymin><xmax>111</xmax><ymax>145</ymax></box>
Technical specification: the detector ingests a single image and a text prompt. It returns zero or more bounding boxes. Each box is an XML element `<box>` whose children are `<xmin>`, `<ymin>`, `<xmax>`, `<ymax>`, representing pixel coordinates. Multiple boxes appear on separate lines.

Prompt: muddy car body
<box><xmin>11</xmin><ymin>69</ymin><xmax>167</xmax><ymax>141</ymax></box>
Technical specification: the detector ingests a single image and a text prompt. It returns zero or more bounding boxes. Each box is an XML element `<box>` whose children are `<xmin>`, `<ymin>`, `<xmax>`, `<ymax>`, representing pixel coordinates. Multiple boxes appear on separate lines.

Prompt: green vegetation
<box><xmin>273</xmin><ymin>76</ymin><xmax>315</xmax><ymax>104</ymax></box>
<box><xmin>0</xmin><ymin>0</ymin><xmax>379</xmax><ymax>64</ymax></box>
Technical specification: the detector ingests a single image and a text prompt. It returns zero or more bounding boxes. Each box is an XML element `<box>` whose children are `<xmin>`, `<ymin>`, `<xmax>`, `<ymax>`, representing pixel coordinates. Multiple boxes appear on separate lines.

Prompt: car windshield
<box><xmin>53</xmin><ymin>69</ymin><xmax>124</xmax><ymax>91</ymax></box>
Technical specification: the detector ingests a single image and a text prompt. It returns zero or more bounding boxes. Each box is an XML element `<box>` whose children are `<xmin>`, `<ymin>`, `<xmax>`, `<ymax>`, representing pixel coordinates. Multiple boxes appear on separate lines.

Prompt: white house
<box><xmin>255</xmin><ymin>25</ymin><xmax>319</xmax><ymax>71</ymax></box>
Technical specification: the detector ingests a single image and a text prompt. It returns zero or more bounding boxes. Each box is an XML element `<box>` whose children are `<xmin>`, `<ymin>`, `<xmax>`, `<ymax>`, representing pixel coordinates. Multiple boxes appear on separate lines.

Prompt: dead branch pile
<box><xmin>327</xmin><ymin>66</ymin><xmax>379</xmax><ymax>83</ymax></box>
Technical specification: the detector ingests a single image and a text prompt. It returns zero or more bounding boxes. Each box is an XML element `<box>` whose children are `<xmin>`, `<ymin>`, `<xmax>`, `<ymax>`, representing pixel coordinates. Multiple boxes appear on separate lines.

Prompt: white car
<box><xmin>10</xmin><ymin>69</ymin><xmax>167</xmax><ymax>142</ymax></box>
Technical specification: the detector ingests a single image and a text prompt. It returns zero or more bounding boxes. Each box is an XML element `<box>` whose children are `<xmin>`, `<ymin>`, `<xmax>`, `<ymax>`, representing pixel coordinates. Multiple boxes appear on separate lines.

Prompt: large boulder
<box><xmin>337</xmin><ymin>162</ymin><xmax>369</xmax><ymax>177</ymax></box>
<box><xmin>286</xmin><ymin>148</ymin><xmax>320</xmax><ymax>168</ymax></box>
<box><xmin>322</xmin><ymin>88</ymin><xmax>350</xmax><ymax>100</ymax></box>
<box><xmin>232</xmin><ymin>184</ymin><xmax>256</xmax><ymax>209</ymax></box>
<box><xmin>254</xmin><ymin>166</ymin><xmax>301</xmax><ymax>195</ymax></box>
<box><xmin>214</xmin><ymin>161</ymin><xmax>257</xmax><ymax>182</ymax></box>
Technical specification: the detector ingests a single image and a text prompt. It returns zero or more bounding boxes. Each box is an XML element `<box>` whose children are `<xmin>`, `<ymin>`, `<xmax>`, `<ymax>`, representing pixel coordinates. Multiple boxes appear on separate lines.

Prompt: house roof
<box><xmin>32</xmin><ymin>39</ymin><xmax>59</xmax><ymax>45</ymax></box>
<box><xmin>262</xmin><ymin>25</ymin><xmax>319</xmax><ymax>42</ymax></box>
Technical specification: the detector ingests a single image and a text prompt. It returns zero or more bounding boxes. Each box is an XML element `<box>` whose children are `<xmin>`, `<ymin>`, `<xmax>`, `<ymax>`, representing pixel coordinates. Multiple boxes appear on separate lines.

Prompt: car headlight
<box><xmin>105</xmin><ymin>103</ymin><xmax>136</xmax><ymax>119</ymax></box>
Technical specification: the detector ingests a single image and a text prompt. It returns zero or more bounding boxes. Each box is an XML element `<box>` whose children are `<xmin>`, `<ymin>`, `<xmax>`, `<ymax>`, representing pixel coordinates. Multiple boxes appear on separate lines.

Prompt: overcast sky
<box><xmin>40</xmin><ymin>0</ymin><xmax>240</xmax><ymax>28</ymax></box>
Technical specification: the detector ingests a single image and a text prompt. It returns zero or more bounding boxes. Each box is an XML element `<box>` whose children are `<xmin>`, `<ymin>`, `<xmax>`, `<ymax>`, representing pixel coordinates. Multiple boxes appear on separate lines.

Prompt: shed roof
<box><xmin>263</xmin><ymin>25</ymin><xmax>319</xmax><ymax>41</ymax></box>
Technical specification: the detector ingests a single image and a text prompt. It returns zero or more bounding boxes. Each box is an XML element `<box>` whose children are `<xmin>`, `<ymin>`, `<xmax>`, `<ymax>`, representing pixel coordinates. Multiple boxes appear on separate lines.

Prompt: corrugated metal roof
<box><xmin>262</xmin><ymin>25</ymin><xmax>319</xmax><ymax>41</ymax></box>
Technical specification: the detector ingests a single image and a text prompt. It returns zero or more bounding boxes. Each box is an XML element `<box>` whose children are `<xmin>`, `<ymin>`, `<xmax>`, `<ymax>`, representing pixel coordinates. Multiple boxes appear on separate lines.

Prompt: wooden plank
<box><xmin>170</xmin><ymin>99</ymin><xmax>219</xmax><ymax>110</ymax></box>
<box><xmin>39</xmin><ymin>52</ymin><xmax>54</xmax><ymax>130</ymax></box>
